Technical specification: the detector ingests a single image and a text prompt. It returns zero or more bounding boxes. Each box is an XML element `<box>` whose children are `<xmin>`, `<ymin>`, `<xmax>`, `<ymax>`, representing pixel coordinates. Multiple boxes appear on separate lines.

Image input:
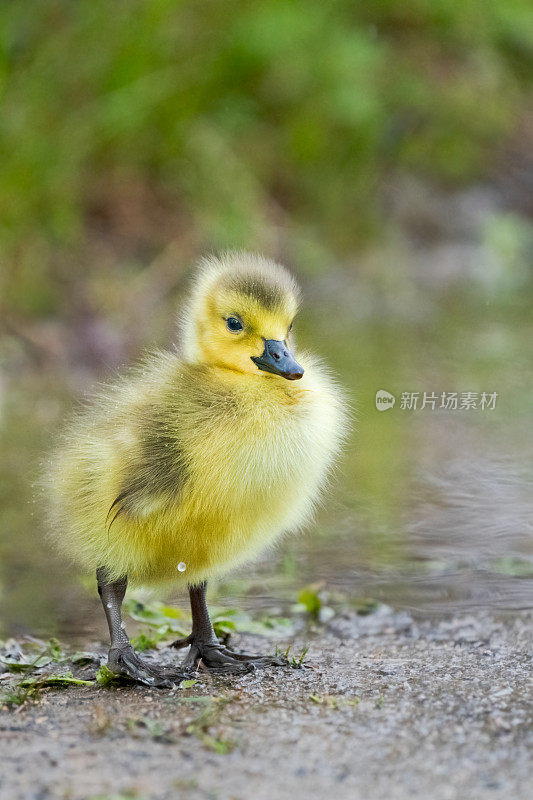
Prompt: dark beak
<box><xmin>251</xmin><ymin>339</ymin><xmax>304</xmax><ymax>380</ymax></box>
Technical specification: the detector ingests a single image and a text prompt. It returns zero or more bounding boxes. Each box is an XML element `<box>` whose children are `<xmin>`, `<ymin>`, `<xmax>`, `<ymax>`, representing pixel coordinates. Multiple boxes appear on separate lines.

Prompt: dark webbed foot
<box><xmin>107</xmin><ymin>646</ymin><xmax>190</xmax><ymax>688</ymax></box>
<box><xmin>97</xmin><ymin>569</ymin><xmax>191</xmax><ymax>688</ymax></box>
<box><xmin>179</xmin><ymin>582</ymin><xmax>289</xmax><ymax>674</ymax></box>
<box><xmin>181</xmin><ymin>638</ymin><xmax>288</xmax><ymax>674</ymax></box>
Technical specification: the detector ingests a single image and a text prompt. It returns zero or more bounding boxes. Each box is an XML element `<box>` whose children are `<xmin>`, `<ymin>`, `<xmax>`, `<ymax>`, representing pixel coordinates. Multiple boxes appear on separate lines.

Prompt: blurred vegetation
<box><xmin>1</xmin><ymin>0</ymin><xmax>532</xmax><ymax>315</ymax></box>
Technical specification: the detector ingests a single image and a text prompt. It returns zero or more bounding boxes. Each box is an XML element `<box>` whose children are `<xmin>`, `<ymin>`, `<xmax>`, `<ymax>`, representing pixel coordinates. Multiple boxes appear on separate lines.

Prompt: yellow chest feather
<box><xmin>138</xmin><ymin>377</ymin><xmax>340</xmax><ymax>582</ymax></box>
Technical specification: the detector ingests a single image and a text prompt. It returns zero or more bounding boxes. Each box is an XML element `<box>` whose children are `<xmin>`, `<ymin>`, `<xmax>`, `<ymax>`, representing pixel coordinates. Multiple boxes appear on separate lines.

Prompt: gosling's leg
<box><xmin>175</xmin><ymin>582</ymin><xmax>287</xmax><ymax>673</ymax></box>
<box><xmin>97</xmin><ymin>567</ymin><xmax>189</xmax><ymax>687</ymax></box>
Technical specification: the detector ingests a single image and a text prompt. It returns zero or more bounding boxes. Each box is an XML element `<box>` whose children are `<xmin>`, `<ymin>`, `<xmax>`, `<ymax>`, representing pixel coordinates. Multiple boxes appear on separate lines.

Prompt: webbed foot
<box><xmin>181</xmin><ymin>638</ymin><xmax>288</xmax><ymax>674</ymax></box>
<box><xmin>107</xmin><ymin>646</ymin><xmax>190</xmax><ymax>688</ymax></box>
<box><xmin>175</xmin><ymin>582</ymin><xmax>289</xmax><ymax>675</ymax></box>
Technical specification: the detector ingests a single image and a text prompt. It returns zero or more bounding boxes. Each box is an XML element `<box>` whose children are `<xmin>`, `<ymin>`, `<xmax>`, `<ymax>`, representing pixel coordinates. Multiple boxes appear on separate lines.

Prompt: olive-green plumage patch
<box><xmin>107</xmin><ymin>405</ymin><xmax>189</xmax><ymax>527</ymax></box>
<box><xmin>225</xmin><ymin>273</ymin><xmax>288</xmax><ymax>312</ymax></box>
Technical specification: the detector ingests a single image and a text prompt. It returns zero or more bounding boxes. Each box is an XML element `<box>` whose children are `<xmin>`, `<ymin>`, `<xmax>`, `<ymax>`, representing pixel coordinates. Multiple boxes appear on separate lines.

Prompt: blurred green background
<box><xmin>1</xmin><ymin>0</ymin><xmax>532</xmax><ymax>639</ymax></box>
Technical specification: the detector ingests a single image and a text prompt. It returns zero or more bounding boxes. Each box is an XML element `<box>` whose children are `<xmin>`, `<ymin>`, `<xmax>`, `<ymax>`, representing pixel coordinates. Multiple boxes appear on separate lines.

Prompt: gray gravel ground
<box><xmin>1</xmin><ymin>607</ymin><xmax>531</xmax><ymax>800</ymax></box>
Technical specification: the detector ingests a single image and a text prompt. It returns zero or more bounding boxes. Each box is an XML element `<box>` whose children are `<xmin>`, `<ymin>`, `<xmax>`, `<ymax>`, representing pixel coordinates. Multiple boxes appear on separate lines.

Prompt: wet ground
<box><xmin>1</xmin><ymin>607</ymin><xmax>531</xmax><ymax>800</ymax></box>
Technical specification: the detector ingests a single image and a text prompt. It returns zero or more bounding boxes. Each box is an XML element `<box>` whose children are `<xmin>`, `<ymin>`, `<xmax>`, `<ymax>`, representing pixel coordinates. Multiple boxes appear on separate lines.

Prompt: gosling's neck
<box><xmin>189</xmin><ymin>360</ymin><xmax>308</xmax><ymax>409</ymax></box>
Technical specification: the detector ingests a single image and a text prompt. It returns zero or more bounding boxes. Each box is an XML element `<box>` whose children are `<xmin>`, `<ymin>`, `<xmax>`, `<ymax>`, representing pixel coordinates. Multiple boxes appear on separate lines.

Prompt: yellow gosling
<box><xmin>47</xmin><ymin>252</ymin><xmax>348</xmax><ymax>684</ymax></box>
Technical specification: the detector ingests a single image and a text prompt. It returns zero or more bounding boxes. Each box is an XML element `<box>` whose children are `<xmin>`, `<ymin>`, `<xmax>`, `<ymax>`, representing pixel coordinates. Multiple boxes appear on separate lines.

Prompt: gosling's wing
<box><xmin>106</xmin><ymin>362</ymin><xmax>191</xmax><ymax>527</ymax></box>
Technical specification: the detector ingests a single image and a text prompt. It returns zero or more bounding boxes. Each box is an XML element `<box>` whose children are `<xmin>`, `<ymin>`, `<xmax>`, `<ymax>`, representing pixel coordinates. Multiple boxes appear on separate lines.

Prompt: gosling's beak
<box><xmin>251</xmin><ymin>339</ymin><xmax>304</xmax><ymax>380</ymax></box>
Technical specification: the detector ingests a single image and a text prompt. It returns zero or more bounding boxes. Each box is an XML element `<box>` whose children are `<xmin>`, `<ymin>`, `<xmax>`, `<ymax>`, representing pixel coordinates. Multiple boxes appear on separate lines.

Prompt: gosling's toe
<box><xmin>182</xmin><ymin>640</ymin><xmax>253</xmax><ymax>674</ymax></box>
<box><xmin>107</xmin><ymin>645</ymin><xmax>191</xmax><ymax>688</ymax></box>
<box><xmin>182</xmin><ymin>639</ymin><xmax>288</xmax><ymax>674</ymax></box>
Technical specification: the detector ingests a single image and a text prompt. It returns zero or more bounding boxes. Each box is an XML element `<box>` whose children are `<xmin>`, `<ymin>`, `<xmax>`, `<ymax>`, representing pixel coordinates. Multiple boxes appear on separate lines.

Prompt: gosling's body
<box><xmin>47</xmin><ymin>252</ymin><xmax>346</xmax><ymax>683</ymax></box>
<box><xmin>51</xmin><ymin>353</ymin><xmax>342</xmax><ymax>586</ymax></box>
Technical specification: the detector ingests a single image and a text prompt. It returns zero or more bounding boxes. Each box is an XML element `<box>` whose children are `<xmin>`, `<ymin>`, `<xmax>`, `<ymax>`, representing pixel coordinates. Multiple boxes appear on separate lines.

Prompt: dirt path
<box><xmin>1</xmin><ymin>608</ymin><xmax>531</xmax><ymax>800</ymax></box>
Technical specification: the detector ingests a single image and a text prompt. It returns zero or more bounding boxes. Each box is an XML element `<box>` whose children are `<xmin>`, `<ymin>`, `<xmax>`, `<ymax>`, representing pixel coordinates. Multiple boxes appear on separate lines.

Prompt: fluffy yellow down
<box><xmin>46</xmin><ymin>253</ymin><xmax>348</xmax><ymax>586</ymax></box>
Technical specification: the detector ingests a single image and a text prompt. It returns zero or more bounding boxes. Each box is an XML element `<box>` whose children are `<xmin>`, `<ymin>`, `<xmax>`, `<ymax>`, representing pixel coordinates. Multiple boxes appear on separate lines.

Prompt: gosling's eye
<box><xmin>226</xmin><ymin>316</ymin><xmax>243</xmax><ymax>333</ymax></box>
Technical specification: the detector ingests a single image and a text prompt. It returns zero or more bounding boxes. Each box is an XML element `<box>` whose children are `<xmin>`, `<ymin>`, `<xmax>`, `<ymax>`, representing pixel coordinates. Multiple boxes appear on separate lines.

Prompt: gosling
<box><xmin>48</xmin><ymin>252</ymin><xmax>346</xmax><ymax>685</ymax></box>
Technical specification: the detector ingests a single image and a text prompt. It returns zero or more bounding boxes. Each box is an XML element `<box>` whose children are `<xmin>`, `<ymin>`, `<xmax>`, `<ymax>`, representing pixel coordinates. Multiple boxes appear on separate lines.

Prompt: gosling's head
<box><xmin>181</xmin><ymin>252</ymin><xmax>304</xmax><ymax>380</ymax></box>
